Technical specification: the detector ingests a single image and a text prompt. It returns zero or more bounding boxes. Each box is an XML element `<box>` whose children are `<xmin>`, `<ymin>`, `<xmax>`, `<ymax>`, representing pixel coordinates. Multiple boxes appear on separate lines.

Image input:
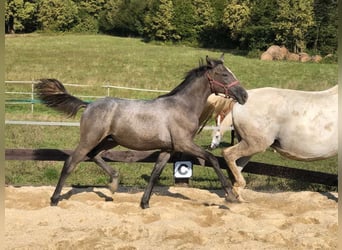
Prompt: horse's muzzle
<box><xmin>230</xmin><ymin>87</ymin><xmax>248</xmax><ymax>105</ymax></box>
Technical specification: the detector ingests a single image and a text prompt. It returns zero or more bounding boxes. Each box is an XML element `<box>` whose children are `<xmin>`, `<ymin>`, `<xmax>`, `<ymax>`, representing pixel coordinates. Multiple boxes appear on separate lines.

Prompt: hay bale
<box><xmin>266</xmin><ymin>45</ymin><xmax>282</xmax><ymax>60</ymax></box>
<box><xmin>279</xmin><ymin>46</ymin><xmax>289</xmax><ymax>60</ymax></box>
<box><xmin>260</xmin><ymin>51</ymin><xmax>273</xmax><ymax>61</ymax></box>
<box><xmin>286</xmin><ymin>53</ymin><xmax>300</xmax><ymax>62</ymax></box>
<box><xmin>299</xmin><ymin>53</ymin><xmax>311</xmax><ymax>63</ymax></box>
<box><xmin>311</xmin><ymin>55</ymin><xmax>322</xmax><ymax>63</ymax></box>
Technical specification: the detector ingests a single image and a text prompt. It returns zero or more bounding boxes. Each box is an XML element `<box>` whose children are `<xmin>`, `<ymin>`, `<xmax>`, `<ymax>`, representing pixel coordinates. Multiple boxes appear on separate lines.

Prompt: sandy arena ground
<box><xmin>5</xmin><ymin>185</ymin><xmax>338</xmax><ymax>249</ymax></box>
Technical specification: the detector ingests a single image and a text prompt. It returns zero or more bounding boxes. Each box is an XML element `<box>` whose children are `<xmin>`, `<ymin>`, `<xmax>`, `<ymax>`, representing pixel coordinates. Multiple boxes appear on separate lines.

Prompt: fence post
<box><xmin>31</xmin><ymin>82</ymin><xmax>34</xmax><ymax>113</ymax></box>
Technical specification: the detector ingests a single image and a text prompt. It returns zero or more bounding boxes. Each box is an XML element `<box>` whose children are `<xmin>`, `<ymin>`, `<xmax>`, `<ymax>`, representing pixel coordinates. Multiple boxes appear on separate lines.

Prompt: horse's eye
<box><xmin>222</xmin><ymin>73</ymin><xmax>229</xmax><ymax>77</ymax></box>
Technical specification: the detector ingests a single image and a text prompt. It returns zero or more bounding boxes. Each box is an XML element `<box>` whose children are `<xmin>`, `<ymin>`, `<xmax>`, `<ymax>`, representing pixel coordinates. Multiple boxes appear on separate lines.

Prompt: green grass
<box><xmin>5</xmin><ymin>34</ymin><xmax>338</xmax><ymax>192</ymax></box>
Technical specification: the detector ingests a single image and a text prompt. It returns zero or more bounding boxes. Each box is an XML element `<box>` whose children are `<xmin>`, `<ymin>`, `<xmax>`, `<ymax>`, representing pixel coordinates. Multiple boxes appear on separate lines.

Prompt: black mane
<box><xmin>158</xmin><ymin>59</ymin><xmax>223</xmax><ymax>98</ymax></box>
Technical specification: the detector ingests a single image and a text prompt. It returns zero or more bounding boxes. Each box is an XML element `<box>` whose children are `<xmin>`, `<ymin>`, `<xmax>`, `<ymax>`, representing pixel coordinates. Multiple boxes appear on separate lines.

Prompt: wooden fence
<box><xmin>5</xmin><ymin>148</ymin><xmax>338</xmax><ymax>187</ymax></box>
<box><xmin>5</xmin><ymin>81</ymin><xmax>337</xmax><ymax>187</ymax></box>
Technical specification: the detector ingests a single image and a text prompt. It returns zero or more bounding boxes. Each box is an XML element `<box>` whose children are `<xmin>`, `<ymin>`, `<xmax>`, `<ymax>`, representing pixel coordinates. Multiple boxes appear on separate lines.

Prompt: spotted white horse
<box><xmin>200</xmin><ymin>85</ymin><xmax>338</xmax><ymax>201</ymax></box>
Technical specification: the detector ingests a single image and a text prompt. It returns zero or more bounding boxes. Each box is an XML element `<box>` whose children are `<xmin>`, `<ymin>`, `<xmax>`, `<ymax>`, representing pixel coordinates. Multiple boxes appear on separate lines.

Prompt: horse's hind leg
<box><xmin>50</xmin><ymin>147</ymin><xmax>89</xmax><ymax>206</ymax></box>
<box><xmin>140</xmin><ymin>151</ymin><xmax>171</xmax><ymax>209</ymax></box>
<box><xmin>88</xmin><ymin>136</ymin><xmax>120</xmax><ymax>193</ymax></box>
<box><xmin>93</xmin><ymin>156</ymin><xmax>120</xmax><ymax>193</ymax></box>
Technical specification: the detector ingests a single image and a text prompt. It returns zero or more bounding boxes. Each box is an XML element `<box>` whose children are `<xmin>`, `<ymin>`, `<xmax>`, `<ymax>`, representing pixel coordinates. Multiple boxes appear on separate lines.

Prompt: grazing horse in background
<box><xmin>211</xmin><ymin>112</ymin><xmax>235</xmax><ymax>149</ymax></box>
<box><xmin>198</xmin><ymin>93</ymin><xmax>235</xmax><ymax>149</ymax></box>
<box><xmin>35</xmin><ymin>55</ymin><xmax>248</xmax><ymax>209</ymax></box>
<box><xmin>199</xmin><ymin>86</ymin><xmax>338</xmax><ymax>201</ymax></box>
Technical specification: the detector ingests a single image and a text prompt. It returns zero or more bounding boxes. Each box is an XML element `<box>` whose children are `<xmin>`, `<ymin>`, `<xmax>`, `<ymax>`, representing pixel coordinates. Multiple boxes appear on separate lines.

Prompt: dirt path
<box><xmin>5</xmin><ymin>186</ymin><xmax>338</xmax><ymax>249</ymax></box>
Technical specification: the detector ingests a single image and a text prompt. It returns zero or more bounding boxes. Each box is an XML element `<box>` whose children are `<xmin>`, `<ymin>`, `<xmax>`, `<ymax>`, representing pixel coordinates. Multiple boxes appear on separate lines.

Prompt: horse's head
<box><xmin>210</xmin><ymin>126</ymin><xmax>222</xmax><ymax>150</ymax></box>
<box><xmin>206</xmin><ymin>54</ymin><xmax>248</xmax><ymax>105</ymax></box>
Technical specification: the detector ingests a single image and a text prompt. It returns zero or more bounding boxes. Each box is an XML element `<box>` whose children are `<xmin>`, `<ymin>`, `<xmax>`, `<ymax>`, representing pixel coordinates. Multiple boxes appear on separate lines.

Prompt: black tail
<box><xmin>35</xmin><ymin>79</ymin><xmax>88</xmax><ymax>117</ymax></box>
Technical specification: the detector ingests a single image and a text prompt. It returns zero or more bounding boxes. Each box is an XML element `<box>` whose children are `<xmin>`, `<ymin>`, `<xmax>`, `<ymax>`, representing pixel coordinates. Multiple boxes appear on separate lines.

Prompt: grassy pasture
<box><xmin>5</xmin><ymin>34</ymin><xmax>338</xmax><ymax>192</ymax></box>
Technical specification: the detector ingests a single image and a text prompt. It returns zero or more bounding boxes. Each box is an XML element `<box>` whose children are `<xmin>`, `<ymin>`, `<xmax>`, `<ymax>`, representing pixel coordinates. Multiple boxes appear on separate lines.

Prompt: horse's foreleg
<box><xmin>222</xmin><ymin>145</ymin><xmax>248</xmax><ymax>202</ymax></box>
<box><xmin>180</xmin><ymin>143</ymin><xmax>237</xmax><ymax>202</ymax></box>
<box><xmin>207</xmin><ymin>152</ymin><xmax>237</xmax><ymax>202</ymax></box>
<box><xmin>140</xmin><ymin>151</ymin><xmax>171</xmax><ymax>209</ymax></box>
<box><xmin>222</xmin><ymin>139</ymin><xmax>265</xmax><ymax>202</ymax></box>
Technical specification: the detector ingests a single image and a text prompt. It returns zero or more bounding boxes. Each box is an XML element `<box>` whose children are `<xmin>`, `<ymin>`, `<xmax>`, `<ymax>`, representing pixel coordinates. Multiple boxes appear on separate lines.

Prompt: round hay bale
<box><xmin>286</xmin><ymin>53</ymin><xmax>300</xmax><ymax>62</ymax></box>
<box><xmin>299</xmin><ymin>53</ymin><xmax>311</xmax><ymax>63</ymax></box>
<box><xmin>279</xmin><ymin>46</ymin><xmax>289</xmax><ymax>60</ymax></box>
<box><xmin>311</xmin><ymin>55</ymin><xmax>322</xmax><ymax>63</ymax></box>
<box><xmin>266</xmin><ymin>45</ymin><xmax>282</xmax><ymax>60</ymax></box>
<box><xmin>260</xmin><ymin>51</ymin><xmax>273</xmax><ymax>61</ymax></box>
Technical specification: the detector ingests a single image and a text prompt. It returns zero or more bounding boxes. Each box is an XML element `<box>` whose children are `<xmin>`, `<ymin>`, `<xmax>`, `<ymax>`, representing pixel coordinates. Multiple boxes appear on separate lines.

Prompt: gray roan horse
<box><xmin>35</xmin><ymin>55</ymin><xmax>248</xmax><ymax>209</ymax></box>
<box><xmin>200</xmin><ymin>86</ymin><xmax>338</xmax><ymax>202</ymax></box>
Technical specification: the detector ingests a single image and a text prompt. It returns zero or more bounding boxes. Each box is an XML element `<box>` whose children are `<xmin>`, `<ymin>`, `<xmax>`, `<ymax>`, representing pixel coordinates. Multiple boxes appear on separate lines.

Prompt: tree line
<box><xmin>5</xmin><ymin>0</ymin><xmax>337</xmax><ymax>55</ymax></box>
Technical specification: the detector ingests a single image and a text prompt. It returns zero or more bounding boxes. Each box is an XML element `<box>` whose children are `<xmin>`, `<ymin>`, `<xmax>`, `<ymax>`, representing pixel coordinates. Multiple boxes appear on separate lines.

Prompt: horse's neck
<box><xmin>175</xmin><ymin>76</ymin><xmax>212</xmax><ymax>114</ymax></box>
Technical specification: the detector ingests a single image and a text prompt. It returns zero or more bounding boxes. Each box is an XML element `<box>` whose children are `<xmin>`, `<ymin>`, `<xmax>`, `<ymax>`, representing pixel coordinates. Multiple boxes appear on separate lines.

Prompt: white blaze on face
<box><xmin>210</xmin><ymin>127</ymin><xmax>222</xmax><ymax>149</ymax></box>
<box><xmin>224</xmin><ymin>65</ymin><xmax>238</xmax><ymax>80</ymax></box>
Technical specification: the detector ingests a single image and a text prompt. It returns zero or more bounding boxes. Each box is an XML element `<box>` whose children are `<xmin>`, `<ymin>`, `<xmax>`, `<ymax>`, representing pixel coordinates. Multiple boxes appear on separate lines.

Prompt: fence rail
<box><xmin>5</xmin><ymin>80</ymin><xmax>170</xmax><ymax>112</ymax></box>
<box><xmin>5</xmin><ymin>148</ymin><xmax>337</xmax><ymax>187</ymax></box>
<box><xmin>5</xmin><ymin>81</ymin><xmax>338</xmax><ymax>188</ymax></box>
<box><xmin>5</xmin><ymin>120</ymin><xmax>80</xmax><ymax>126</ymax></box>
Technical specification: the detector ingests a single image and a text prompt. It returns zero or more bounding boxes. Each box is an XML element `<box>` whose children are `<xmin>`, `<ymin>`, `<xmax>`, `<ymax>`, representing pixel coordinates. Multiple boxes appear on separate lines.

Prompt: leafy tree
<box><xmin>191</xmin><ymin>0</ymin><xmax>215</xmax><ymax>46</ymax></box>
<box><xmin>3</xmin><ymin>0</ymin><xmax>337</xmax><ymax>55</ymax></box>
<box><xmin>5</xmin><ymin>0</ymin><xmax>37</xmax><ymax>33</ymax></box>
<box><xmin>240</xmin><ymin>0</ymin><xmax>278</xmax><ymax>50</ymax></box>
<box><xmin>193</xmin><ymin>0</ymin><xmax>215</xmax><ymax>30</ymax></box>
<box><xmin>71</xmin><ymin>0</ymin><xmax>107</xmax><ymax>33</ymax></box>
<box><xmin>99</xmin><ymin>0</ymin><xmax>149</xmax><ymax>36</ymax></box>
<box><xmin>272</xmin><ymin>0</ymin><xmax>314</xmax><ymax>53</ymax></box>
<box><xmin>222</xmin><ymin>0</ymin><xmax>251</xmax><ymax>39</ymax></box>
<box><xmin>307</xmin><ymin>0</ymin><xmax>338</xmax><ymax>54</ymax></box>
<box><xmin>98</xmin><ymin>0</ymin><xmax>122</xmax><ymax>33</ymax></box>
<box><xmin>37</xmin><ymin>0</ymin><xmax>79</xmax><ymax>32</ymax></box>
<box><xmin>198</xmin><ymin>0</ymin><xmax>232</xmax><ymax>48</ymax></box>
<box><xmin>172</xmin><ymin>0</ymin><xmax>197</xmax><ymax>43</ymax></box>
<box><xmin>143</xmin><ymin>0</ymin><xmax>177</xmax><ymax>41</ymax></box>
<box><xmin>75</xmin><ymin>0</ymin><xmax>107</xmax><ymax>18</ymax></box>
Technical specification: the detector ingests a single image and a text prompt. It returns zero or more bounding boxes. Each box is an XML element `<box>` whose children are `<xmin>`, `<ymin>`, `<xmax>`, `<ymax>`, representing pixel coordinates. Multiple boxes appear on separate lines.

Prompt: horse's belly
<box><xmin>111</xmin><ymin>125</ymin><xmax>173</xmax><ymax>151</ymax></box>
<box><xmin>117</xmin><ymin>140</ymin><xmax>172</xmax><ymax>151</ymax></box>
<box><xmin>273</xmin><ymin>134</ymin><xmax>337</xmax><ymax>161</ymax></box>
<box><xmin>115</xmin><ymin>136</ymin><xmax>172</xmax><ymax>151</ymax></box>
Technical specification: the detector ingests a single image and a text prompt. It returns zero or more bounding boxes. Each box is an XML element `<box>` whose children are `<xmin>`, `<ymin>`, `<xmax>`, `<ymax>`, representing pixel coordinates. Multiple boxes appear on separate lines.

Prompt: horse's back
<box><xmin>232</xmin><ymin>86</ymin><xmax>337</xmax><ymax>160</ymax></box>
<box><xmin>234</xmin><ymin>86</ymin><xmax>337</xmax><ymax>119</ymax></box>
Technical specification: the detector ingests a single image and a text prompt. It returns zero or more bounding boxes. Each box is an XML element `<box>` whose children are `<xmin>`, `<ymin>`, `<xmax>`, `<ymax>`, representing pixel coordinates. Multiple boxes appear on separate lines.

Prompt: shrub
<box><xmin>37</xmin><ymin>0</ymin><xmax>79</xmax><ymax>32</ymax></box>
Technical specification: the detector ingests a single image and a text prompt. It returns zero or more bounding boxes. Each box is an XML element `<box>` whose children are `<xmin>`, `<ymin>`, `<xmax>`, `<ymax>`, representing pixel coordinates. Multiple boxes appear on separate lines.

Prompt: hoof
<box><xmin>50</xmin><ymin>197</ymin><xmax>59</xmax><ymax>206</ymax></box>
<box><xmin>236</xmin><ymin>195</ymin><xmax>249</xmax><ymax>203</ymax></box>
<box><xmin>108</xmin><ymin>177</ymin><xmax>119</xmax><ymax>194</ymax></box>
<box><xmin>225</xmin><ymin>191</ymin><xmax>248</xmax><ymax>203</ymax></box>
<box><xmin>140</xmin><ymin>201</ymin><xmax>150</xmax><ymax>209</ymax></box>
<box><xmin>225</xmin><ymin>191</ymin><xmax>239</xmax><ymax>203</ymax></box>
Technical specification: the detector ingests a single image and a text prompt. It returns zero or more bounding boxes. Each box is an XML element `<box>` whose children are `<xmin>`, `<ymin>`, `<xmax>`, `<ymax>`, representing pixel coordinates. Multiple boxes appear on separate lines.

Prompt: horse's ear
<box><xmin>199</xmin><ymin>57</ymin><xmax>204</xmax><ymax>67</ymax></box>
<box><xmin>206</xmin><ymin>55</ymin><xmax>214</xmax><ymax>68</ymax></box>
<box><xmin>220</xmin><ymin>53</ymin><xmax>225</xmax><ymax>62</ymax></box>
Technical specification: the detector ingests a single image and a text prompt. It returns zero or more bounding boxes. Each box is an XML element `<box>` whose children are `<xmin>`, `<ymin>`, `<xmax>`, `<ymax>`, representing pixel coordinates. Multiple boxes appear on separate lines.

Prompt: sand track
<box><xmin>5</xmin><ymin>186</ymin><xmax>338</xmax><ymax>249</ymax></box>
